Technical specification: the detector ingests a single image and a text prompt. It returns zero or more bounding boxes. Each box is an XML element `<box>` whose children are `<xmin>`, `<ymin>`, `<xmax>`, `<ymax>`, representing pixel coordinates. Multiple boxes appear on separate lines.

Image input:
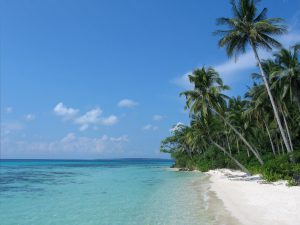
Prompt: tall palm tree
<box><xmin>214</xmin><ymin>0</ymin><xmax>292</xmax><ymax>153</ymax></box>
<box><xmin>181</xmin><ymin>67</ymin><xmax>264</xmax><ymax>164</ymax></box>
<box><xmin>255</xmin><ymin>59</ymin><xmax>296</xmax><ymax>152</ymax></box>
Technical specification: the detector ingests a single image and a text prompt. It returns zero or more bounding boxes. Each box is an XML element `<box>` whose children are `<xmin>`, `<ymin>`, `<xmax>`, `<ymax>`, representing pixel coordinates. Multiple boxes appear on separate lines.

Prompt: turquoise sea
<box><xmin>0</xmin><ymin>159</ymin><xmax>236</xmax><ymax>225</ymax></box>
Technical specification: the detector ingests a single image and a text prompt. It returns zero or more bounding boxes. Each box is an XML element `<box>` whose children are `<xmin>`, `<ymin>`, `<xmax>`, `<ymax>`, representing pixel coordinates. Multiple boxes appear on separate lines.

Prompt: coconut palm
<box><xmin>192</xmin><ymin>117</ymin><xmax>251</xmax><ymax>174</ymax></box>
<box><xmin>160</xmin><ymin>124</ymin><xmax>192</xmax><ymax>157</ymax></box>
<box><xmin>271</xmin><ymin>44</ymin><xmax>300</xmax><ymax>111</ymax></box>
<box><xmin>244</xmin><ymin>86</ymin><xmax>277</xmax><ymax>155</ymax></box>
<box><xmin>214</xmin><ymin>0</ymin><xmax>292</xmax><ymax>153</ymax></box>
<box><xmin>255</xmin><ymin>59</ymin><xmax>296</xmax><ymax>152</ymax></box>
<box><xmin>180</xmin><ymin>67</ymin><xmax>229</xmax><ymax>122</ymax></box>
<box><xmin>181</xmin><ymin>67</ymin><xmax>264</xmax><ymax>165</ymax></box>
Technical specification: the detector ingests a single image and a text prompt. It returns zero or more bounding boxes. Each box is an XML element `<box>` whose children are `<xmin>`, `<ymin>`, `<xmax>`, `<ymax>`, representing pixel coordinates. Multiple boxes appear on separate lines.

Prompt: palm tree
<box><xmin>271</xmin><ymin>44</ymin><xmax>300</xmax><ymax>111</ymax></box>
<box><xmin>181</xmin><ymin>67</ymin><xmax>264</xmax><ymax>165</ymax></box>
<box><xmin>192</xmin><ymin>117</ymin><xmax>251</xmax><ymax>174</ymax></box>
<box><xmin>244</xmin><ymin>86</ymin><xmax>277</xmax><ymax>155</ymax></box>
<box><xmin>180</xmin><ymin>67</ymin><xmax>229</xmax><ymax>122</ymax></box>
<box><xmin>160</xmin><ymin>124</ymin><xmax>192</xmax><ymax>157</ymax></box>
<box><xmin>214</xmin><ymin>0</ymin><xmax>292</xmax><ymax>153</ymax></box>
<box><xmin>255</xmin><ymin>59</ymin><xmax>296</xmax><ymax>152</ymax></box>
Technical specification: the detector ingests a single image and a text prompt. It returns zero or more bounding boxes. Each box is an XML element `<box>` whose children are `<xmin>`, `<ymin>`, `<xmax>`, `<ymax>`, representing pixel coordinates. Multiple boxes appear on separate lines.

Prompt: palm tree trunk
<box><xmin>276</xmin><ymin>134</ymin><xmax>281</xmax><ymax>155</ymax></box>
<box><xmin>184</xmin><ymin>144</ymin><xmax>192</xmax><ymax>159</ymax></box>
<box><xmin>280</xmin><ymin>139</ymin><xmax>285</xmax><ymax>155</ymax></box>
<box><xmin>250</xmin><ymin>43</ymin><xmax>292</xmax><ymax>154</ymax></box>
<box><xmin>263</xmin><ymin>119</ymin><xmax>276</xmax><ymax>155</ymax></box>
<box><xmin>226</xmin><ymin>133</ymin><xmax>232</xmax><ymax>155</ymax></box>
<box><xmin>213</xmin><ymin>109</ymin><xmax>264</xmax><ymax>165</ymax></box>
<box><xmin>278</xmin><ymin>104</ymin><xmax>295</xmax><ymax>162</ymax></box>
<box><xmin>236</xmin><ymin>140</ymin><xmax>240</xmax><ymax>155</ymax></box>
<box><xmin>278</xmin><ymin>103</ymin><xmax>294</xmax><ymax>152</ymax></box>
<box><xmin>211</xmin><ymin>140</ymin><xmax>251</xmax><ymax>175</ymax></box>
<box><xmin>282</xmin><ymin>111</ymin><xmax>294</xmax><ymax>152</ymax></box>
<box><xmin>246</xmin><ymin>148</ymin><xmax>250</xmax><ymax>157</ymax></box>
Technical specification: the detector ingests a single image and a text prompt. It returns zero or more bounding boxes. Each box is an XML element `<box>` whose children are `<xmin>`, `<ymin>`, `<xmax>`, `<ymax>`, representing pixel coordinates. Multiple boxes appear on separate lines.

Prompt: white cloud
<box><xmin>74</xmin><ymin>107</ymin><xmax>118</xmax><ymax>130</ymax></box>
<box><xmin>109</xmin><ymin>135</ymin><xmax>129</xmax><ymax>142</ymax></box>
<box><xmin>53</xmin><ymin>102</ymin><xmax>79</xmax><ymax>119</ymax></box>
<box><xmin>53</xmin><ymin>103</ymin><xmax>118</xmax><ymax>131</ymax></box>
<box><xmin>101</xmin><ymin>115</ymin><xmax>118</xmax><ymax>126</ymax></box>
<box><xmin>215</xmin><ymin>51</ymin><xmax>257</xmax><ymax>76</ymax></box>
<box><xmin>79</xmin><ymin>124</ymin><xmax>89</xmax><ymax>131</ymax></box>
<box><xmin>5</xmin><ymin>107</ymin><xmax>13</xmax><ymax>113</ymax></box>
<box><xmin>1</xmin><ymin>121</ymin><xmax>24</xmax><ymax>135</ymax></box>
<box><xmin>75</xmin><ymin>108</ymin><xmax>102</xmax><ymax>125</ymax></box>
<box><xmin>24</xmin><ymin>114</ymin><xmax>35</xmax><ymax>121</ymax></box>
<box><xmin>173</xmin><ymin>50</ymin><xmax>266</xmax><ymax>88</ymax></box>
<box><xmin>153</xmin><ymin>114</ymin><xmax>164</xmax><ymax>121</ymax></box>
<box><xmin>118</xmin><ymin>99</ymin><xmax>138</xmax><ymax>108</ymax></box>
<box><xmin>1</xmin><ymin>133</ymin><xmax>129</xmax><ymax>158</ymax></box>
<box><xmin>142</xmin><ymin>124</ymin><xmax>159</xmax><ymax>131</ymax></box>
<box><xmin>61</xmin><ymin>133</ymin><xmax>76</xmax><ymax>142</ymax></box>
<box><xmin>172</xmin><ymin>72</ymin><xmax>192</xmax><ymax>89</ymax></box>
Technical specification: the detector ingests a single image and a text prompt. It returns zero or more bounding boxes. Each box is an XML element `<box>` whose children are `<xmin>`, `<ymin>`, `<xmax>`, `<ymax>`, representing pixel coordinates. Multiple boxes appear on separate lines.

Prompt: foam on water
<box><xmin>0</xmin><ymin>159</ymin><xmax>238</xmax><ymax>225</ymax></box>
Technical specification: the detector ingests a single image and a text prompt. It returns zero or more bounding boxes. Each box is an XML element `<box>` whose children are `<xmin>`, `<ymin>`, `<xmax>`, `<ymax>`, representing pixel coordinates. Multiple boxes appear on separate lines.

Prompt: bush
<box><xmin>171</xmin><ymin>149</ymin><xmax>300</xmax><ymax>185</ymax></box>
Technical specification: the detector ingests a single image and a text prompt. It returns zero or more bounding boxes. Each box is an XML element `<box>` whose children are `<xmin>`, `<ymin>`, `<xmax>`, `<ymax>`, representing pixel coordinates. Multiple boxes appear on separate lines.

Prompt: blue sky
<box><xmin>1</xmin><ymin>0</ymin><xmax>300</xmax><ymax>159</ymax></box>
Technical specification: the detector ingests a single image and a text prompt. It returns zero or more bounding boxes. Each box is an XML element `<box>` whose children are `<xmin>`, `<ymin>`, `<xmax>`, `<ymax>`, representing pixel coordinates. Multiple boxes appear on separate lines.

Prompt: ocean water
<box><xmin>0</xmin><ymin>159</ymin><xmax>234</xmax><ymax>225</ymax></box>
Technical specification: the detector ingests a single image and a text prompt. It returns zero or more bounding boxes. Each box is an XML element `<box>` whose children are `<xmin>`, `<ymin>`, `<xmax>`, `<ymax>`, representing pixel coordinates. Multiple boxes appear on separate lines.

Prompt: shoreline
<box><xmin>206</xmin><ymin>169</ymin><xmax>300</xmax><ymax>225</ymax></box>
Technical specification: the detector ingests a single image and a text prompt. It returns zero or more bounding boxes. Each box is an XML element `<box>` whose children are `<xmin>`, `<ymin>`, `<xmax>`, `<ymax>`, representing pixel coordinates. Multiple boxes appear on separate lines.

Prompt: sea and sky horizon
<box><xmin>0</xmin><ymin>158</ymin><xmax>173</xmax><ymax>161</ymax></box>
<box><xmin>1</xmin><ymin>159</ymin><xmax>227</xmax><ymax>225</ymax></box>
<box><xmin>1</xmin><ymin>2</ymin><xmax>300</xmax><ymax>225</ymax></box>
<box><xmin>1</xmin><ymin>0</ymin><xmax>300</xmax><ymax>159</ymax></box>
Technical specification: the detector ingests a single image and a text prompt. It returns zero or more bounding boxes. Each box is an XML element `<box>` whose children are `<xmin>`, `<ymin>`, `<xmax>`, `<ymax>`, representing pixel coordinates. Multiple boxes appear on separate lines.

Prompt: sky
<box><xmin>1</xmin><ymin>0</ymin><xmax>300</xmax><ymax>159</ymax></box>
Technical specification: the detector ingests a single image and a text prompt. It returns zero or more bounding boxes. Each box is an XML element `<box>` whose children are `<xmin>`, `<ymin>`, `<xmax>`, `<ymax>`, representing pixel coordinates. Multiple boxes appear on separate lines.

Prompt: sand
<box><xmin>207</xmin><ymin>169</ymin><xmax>300</xmax><ymax>225</ymax></box>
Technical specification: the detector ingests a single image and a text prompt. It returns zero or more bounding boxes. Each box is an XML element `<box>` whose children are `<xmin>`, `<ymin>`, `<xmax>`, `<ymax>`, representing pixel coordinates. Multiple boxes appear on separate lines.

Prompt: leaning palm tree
<box><xmin>214</xmin><ymin>0</ymin><xmax>292</xmax><ymax>153</ymax></box>
<box><xmin>181</xmin><ymin>67</ymin><xmax>264</xmax><ymax>165</ymax></box>
<box><xmin>256</xmin><ymin>58</ymin><xmax>296</xmax><ymax>152</ymax></box>
<box><xmin>192</xmin><ymin>117</ymin><xmax>251</xmax><ymax>174</ymax></box>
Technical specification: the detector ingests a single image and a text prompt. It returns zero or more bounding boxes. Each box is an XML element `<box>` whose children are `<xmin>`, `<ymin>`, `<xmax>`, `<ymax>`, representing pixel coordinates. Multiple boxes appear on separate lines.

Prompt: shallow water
<box><xmin>0</xmin><ymin>159</ymin><xmax>236</xmax><ymax>225</ymax></box>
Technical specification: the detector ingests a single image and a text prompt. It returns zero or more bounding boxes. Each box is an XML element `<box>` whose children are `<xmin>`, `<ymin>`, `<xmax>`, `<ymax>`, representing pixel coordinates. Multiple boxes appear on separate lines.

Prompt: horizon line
<box><xmin>0</xmin><ymin>157</ymin><xmax>173</xmax><ymax>161</ymax></box>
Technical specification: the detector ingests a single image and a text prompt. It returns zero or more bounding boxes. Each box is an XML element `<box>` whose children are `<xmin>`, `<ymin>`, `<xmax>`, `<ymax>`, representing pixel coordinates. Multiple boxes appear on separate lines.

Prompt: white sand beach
<box><xmin>207</xmin><ymin>169</ymin><xmax>300</xmax><ymax>225</ymax></box>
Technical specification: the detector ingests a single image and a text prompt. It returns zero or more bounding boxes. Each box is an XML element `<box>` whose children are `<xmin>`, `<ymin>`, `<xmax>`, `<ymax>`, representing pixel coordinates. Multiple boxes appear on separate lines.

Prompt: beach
<box><xmin>207</xmin><ymin>169</ymin><xmax>300</xmax><ymax>225</ymax></box>
<box><xmin>2</xmin><ymin>159</ymin><xmax>300</xmax><ymax>225</ymax></box>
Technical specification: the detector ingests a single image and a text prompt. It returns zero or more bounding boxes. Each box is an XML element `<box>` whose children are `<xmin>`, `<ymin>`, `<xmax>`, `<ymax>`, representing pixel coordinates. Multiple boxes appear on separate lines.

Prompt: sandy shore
<box><xmin>207</xmin><ymin>169</ymin><xmax>300</xmax><ymax>225</ymax></box>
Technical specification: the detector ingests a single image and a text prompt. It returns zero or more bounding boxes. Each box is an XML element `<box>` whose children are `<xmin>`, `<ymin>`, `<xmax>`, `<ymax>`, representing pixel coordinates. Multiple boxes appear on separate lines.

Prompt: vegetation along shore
<box><xmin>161</xmin><ymin>0</ymin><xmax>300</xmax><ymax>185</ymax></box>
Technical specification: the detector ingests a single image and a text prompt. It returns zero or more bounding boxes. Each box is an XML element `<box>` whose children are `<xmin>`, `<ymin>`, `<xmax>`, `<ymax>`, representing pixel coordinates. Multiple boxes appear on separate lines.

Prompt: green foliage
<box><xmin>172</xmin><ymin>148</ymin><xmax>241</xmax><ymax>171</ymax></box>
<box><xmin>160</xmin><ymin>0</ymin><xmax>300</xmax><ymax>186</ymax></box>
<box><xmin>171</xmin><ymin>149</ymin><xmax>300</xmax><ymax>185</ymax></box>
<box><xmin>256</xmin><ymin>154</ymin><xmax>300</xmax><ymax>184</ymax></box>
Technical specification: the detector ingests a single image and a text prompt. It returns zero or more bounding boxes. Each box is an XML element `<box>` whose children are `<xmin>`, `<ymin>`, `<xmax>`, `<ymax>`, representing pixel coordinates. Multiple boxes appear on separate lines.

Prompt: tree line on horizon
<box><xmin>160</xmin><ymin>0</ymin><xmax>300</xmax><ymax>184</ymax></box>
